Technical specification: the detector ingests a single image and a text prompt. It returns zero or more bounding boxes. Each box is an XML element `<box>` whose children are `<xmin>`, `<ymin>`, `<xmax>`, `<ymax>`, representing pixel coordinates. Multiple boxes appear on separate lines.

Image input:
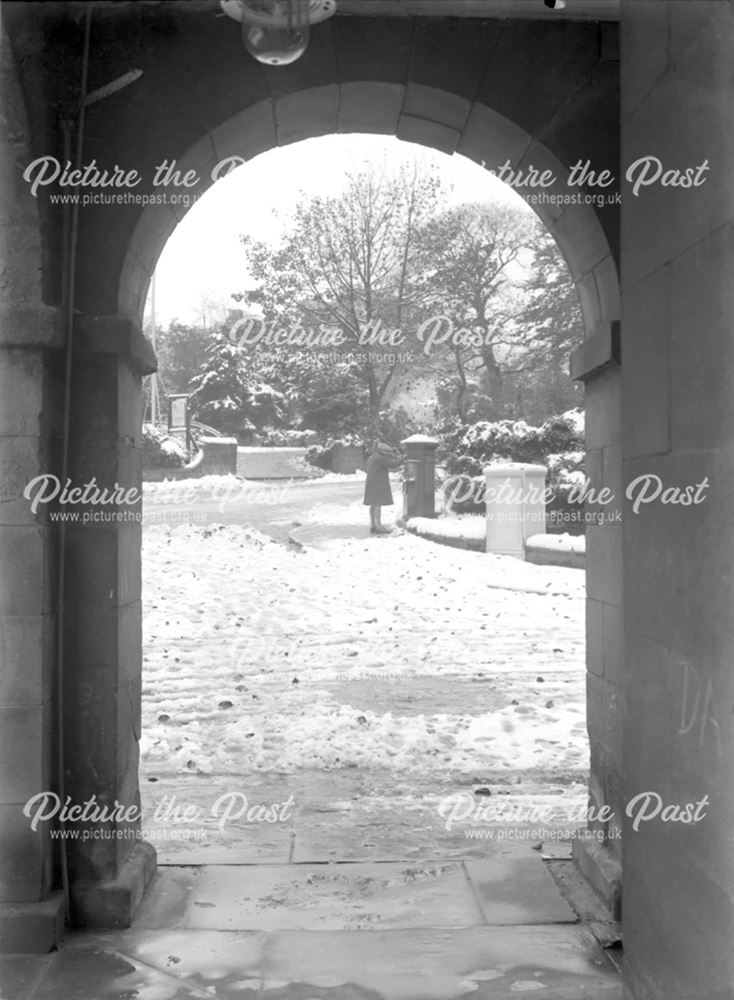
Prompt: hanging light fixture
<box><xmin>220</xmin><ymin>0</ymin><xmax>337</xmax><ymax>66</ymax></box>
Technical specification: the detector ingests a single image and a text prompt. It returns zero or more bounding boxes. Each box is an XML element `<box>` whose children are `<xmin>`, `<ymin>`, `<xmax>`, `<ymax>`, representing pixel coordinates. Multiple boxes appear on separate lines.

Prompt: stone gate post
<box><xmin>484</xmin><ymin>462</ymin><xmax>548</xmax><ymax>559</ymax></box>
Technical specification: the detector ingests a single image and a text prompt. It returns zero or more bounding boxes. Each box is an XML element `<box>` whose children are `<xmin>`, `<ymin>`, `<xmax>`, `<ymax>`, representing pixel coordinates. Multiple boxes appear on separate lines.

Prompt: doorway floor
<box><xmin>2</xmin><ymin>852</ymin><xmax>622</xmax><ymax>1000</ymax></box>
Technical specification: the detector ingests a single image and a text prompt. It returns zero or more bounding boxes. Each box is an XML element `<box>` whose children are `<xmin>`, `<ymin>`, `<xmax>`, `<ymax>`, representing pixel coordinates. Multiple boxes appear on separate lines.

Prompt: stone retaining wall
<box><xmin>236</xmin><ymin>447</ymin><xmax>320</xmax><ymax>480</ymax></box>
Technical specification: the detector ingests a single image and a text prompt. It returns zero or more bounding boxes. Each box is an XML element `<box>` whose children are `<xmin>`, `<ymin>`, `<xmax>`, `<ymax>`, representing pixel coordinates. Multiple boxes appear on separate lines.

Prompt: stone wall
<box><xmin>571</xmin><ymin>355</ymin><xmax>624</xmax><ymax>909</ymax></box>
<box><xmin>61</xmin><ymin>319</ymin><xmax>157</xmax><ymax>928</ymax></box>
<box><xmin>569</xmin><ymin>274</ymin><xmax>623</xmax><ymax>908</ymax></box>
<box><xmin>236</xmin><ymin>448</ymin><xmax>321</xmax><ymax>480</ymax></box>
<box><xmin>0</xmin><ymin>25</ymin><xmax>64</xmax><ymax>948</ymax></box>
<box><xmin>0</xmin><ymin>19</ymin><xmax>159</xmax><ymax>941</ymax></box>
<box><xmin>621</xmin><ymin>2</ymin><xmax>734</xmax><ymax>996</ymax></box>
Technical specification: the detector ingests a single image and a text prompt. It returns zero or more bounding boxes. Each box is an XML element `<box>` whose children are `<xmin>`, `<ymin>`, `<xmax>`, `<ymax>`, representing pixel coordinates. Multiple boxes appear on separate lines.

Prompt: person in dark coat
<box><xmin>364</xmin><ymin>443</ymin><xmax>395</xmax><ymax>534</ymax></box>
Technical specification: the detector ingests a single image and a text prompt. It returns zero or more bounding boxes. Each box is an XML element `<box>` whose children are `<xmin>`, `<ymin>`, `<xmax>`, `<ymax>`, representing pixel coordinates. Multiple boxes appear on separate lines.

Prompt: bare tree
<box><xmin>239</xmin><ymin>160</ymin><xmax>445</xmax><ymax>427</ymax></box>
<box><xmin>418</xmin><ymin>203</ymin><xmax>541</xmax><ymax>422</ymax></box>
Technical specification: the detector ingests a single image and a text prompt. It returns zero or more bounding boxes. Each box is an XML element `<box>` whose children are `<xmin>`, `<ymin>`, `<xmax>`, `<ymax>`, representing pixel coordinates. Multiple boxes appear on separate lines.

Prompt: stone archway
<box><xmin>1</xmin><ymin>2</ymin><xmax>621</xmax><ymax>938</ymax></box>
<box><xmin>118</xmin><ymin>81</ymin><xmax>623</xmax><ymax>916</ymax></box>
<box><xmin>118</xmin><ymin>86</ymin><xmax>619</xmax><ymax>333</ymax></box>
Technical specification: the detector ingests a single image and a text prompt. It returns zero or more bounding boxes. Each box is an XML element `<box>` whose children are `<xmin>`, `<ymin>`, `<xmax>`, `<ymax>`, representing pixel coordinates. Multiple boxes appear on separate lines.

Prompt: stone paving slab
<box><xmin>27</xmin><ymin>939</ymin><xmax>207</xmax><ymax>1000</ymax></box>
<box><xmin>157</xmin><ymin>862</ymin><xmax>484</xmax><ymax>932</ymax></box>
<box><xmin>466</xmin><ymin>858</ymin><xmax>577</xmax><ymax>925</ymax></box>
<box><xmin>21</xmin><ymin>929</ymin><xmax>263</xmax><ymax>1000</ymax></box>
<box><xmin>115</xmin><ymin>927</ymin><xmax>264</xmax><ymax>998</ymax></box>
<box><xmin>0</xmin><ymin>954</ymin><xmax>53</xmax><ymax>1000</ymax></box>
<box><xmin>132</xmin><ymin>857</ymin><xmax>577</xmax><ymax>935</ymax></box>
<box><xmin>6</xmin><ymin>925</ymin><xmax>621</xmax><ymax>1000</ymax></box>
<box><xmin>259</xmin><ymin>926</ymin><xmax>622</xmax><ymax>1000</ymax></box>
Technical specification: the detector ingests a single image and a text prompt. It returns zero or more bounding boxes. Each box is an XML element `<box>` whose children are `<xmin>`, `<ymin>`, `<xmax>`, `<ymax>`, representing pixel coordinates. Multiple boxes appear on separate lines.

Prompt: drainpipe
<box><xmin>55</xmin><ymin>3</ymin><xmax>92</xmax><ymax>923</ymax></box>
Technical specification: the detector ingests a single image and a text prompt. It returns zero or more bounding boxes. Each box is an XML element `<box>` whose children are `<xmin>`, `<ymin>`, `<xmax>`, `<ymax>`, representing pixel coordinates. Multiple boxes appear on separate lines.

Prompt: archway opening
<box><xmin>136</xmin><ymin>131</ymin><xmax>593</xmax><ymax>868</ymax></box>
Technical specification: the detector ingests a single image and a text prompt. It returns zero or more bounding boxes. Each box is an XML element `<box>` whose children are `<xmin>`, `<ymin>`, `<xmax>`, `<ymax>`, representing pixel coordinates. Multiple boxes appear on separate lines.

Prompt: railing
<box><xmin>190</xmin><ymin>421</ymin><xmax>224</xmax><ymax>442</ymax></box>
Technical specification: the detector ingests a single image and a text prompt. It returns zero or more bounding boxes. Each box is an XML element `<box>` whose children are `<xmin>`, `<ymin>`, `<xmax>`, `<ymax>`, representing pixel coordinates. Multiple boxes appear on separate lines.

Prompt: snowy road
<box><xmin>140</xmin><ymin>476</ymin><xmax>588</xmax><ymax>860</ymax></box>
<box><xmin>143</xmin><ymin>475</ymin><xmax>369</xmax><ymax>542</ymax></box>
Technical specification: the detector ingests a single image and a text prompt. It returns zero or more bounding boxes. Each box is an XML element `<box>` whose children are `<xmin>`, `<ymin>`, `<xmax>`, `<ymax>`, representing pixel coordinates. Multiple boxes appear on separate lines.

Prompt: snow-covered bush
<box><xmin>258</xmin><ymin>427</ymin><xmax>319</xmax><ymax>447</ymax></box>
<box><xmin>142</xmin><ymin>424</ymin><xmax>187</xmax><ymax>469</ymax></box>
<box><xmin>444</xmin><ymin>409</ymin><xmax>584</xmax><ymax>477</ymax></box>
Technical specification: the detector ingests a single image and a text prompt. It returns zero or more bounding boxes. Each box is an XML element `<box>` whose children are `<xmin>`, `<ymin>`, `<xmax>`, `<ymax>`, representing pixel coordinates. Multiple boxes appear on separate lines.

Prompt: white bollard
<box><xmin>484</xmin><ymin>463</ymin><xmax>548</xmax><ymax>558</ymax></box>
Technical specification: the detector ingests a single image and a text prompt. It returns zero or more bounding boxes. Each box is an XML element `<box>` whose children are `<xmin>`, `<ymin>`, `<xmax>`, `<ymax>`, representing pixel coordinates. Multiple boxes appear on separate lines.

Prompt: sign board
<box><xmin>168</xmin><ymin>394</ymin><xmax>189</xmax><ymax>433</ymax></box>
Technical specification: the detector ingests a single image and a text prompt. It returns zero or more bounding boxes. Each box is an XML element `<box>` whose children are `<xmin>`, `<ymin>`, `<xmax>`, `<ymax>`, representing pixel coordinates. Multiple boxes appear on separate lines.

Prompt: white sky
<box><xmin>147</xmin><ymin>133</ymin><xmax>530</xmax><ymax>329</ymax></box>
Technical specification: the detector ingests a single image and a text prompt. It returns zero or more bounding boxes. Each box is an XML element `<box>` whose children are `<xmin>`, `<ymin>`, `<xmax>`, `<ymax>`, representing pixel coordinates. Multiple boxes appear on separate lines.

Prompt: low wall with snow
<box><xmin>144</xmin><ymin>437</ymin><xmax>238</xmax><ymax>481</ymax></box>
<box><xmin>406</xmin><ymin>516</ymin><xmax>485</xmax><ymax>552</ymax></box>
<box><xmin>407</xmin><ymin>517</ymin><xmax>586</xmax><ymax>568</ymax></box>
<box><xmin>236</xmin><ymin>447</ymin><xmax>321</xmax><ymax>480</ymax></box>
<box><xmin>525</xmin><ymin>533</ymin><xmax>585</xmax><ymax>569</ymax></box>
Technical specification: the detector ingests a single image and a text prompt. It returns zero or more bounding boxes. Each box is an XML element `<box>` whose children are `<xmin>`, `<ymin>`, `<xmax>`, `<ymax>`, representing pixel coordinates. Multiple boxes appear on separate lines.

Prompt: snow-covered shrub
<box><xmin>142</xmin><ymin>424</ymin><xmax>187</xmax><ymax>469</ymax></box>
<box><xmin>544</xmin><ymin>450</ymin><xmax>586</xmax><ymax>534</ymax></box>
<box><xmin>258</xmin><ymin>427</ymin><xmax>319</xmax><ymax>447</ymax></box>
<box><xmin>444</xmin><ymin>409</ymin><xmax>584</xmax><ymax>478</ymax></box>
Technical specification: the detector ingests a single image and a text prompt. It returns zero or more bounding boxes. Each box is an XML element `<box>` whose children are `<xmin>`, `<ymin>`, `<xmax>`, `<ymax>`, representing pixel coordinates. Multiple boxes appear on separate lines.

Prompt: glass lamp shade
<box><xmin>240</xmin><ymin>0</ymin><xmax>311</xmax><ymax>66</ymax></box>
<box><xmin>242</xmin><ymin>20</ymin><xmax>310</xmax><ymax>65</ymax></box>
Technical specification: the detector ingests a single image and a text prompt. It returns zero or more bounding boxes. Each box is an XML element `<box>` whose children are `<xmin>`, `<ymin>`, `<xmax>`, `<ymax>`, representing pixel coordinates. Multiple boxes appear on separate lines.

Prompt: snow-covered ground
<box><xmin>141</xmin><ymin>502</ymin><xmax>587</xmax><ymax>788</ymax></box>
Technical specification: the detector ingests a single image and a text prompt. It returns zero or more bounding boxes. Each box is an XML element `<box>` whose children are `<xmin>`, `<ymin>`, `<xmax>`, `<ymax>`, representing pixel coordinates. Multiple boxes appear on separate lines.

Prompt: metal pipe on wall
<box><xmin>55</xmin><ymin>2</ymin><xmax>93</xmax><ymax>923</ymax></box>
